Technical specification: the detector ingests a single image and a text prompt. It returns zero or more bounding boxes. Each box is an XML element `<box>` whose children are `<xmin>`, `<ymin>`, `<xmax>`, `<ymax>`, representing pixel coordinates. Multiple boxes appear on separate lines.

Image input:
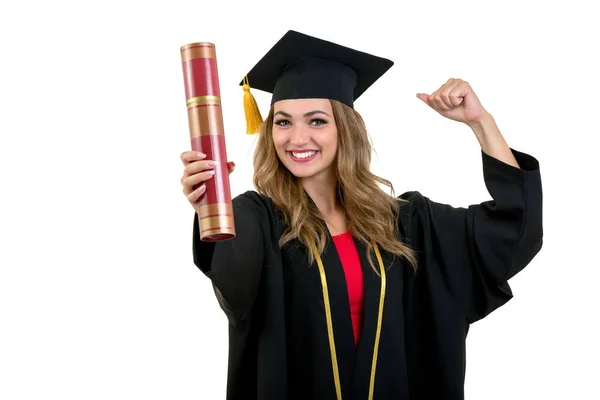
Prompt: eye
<box><xmin>310</xmin><ymin>118</ymin><xmax>327</xmax><ymax>126</ymax></box>
<box><xmin>274</xmin><ymin>119</ymin><xmax>290</xmax><ymax>127</ymax></box>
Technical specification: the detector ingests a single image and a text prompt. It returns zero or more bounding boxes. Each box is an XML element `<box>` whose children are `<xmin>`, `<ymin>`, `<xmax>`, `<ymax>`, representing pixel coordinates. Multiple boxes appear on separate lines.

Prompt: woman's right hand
<box><xmin>180</xmin><ymin>151</ymin><xmax>235</xmax><ymax>213</ymax></box>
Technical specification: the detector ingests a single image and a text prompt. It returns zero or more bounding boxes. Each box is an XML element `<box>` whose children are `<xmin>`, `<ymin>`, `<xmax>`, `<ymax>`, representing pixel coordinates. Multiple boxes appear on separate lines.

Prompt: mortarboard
<box><xmin>240</xmin><ymin>30</ymin><xmax>394</xmax><ymax>134</ymax></box>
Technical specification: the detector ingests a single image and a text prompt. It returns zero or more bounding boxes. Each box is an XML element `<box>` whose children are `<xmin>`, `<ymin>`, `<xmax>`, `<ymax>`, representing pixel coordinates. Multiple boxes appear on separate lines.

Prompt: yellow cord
<box><xmin>310</xmin><ymin>239</ymin><xmax>343</xmax><ymax>400</ymax></box>
<box><xmin>309</xmin><ymin>238</ymin><xmax>386</xmax><ymax>400</ymax></box>
<box><xmin>368</xmin><ymin>244</ymin><xmax>386</xmax><ymax>400</ymax></box>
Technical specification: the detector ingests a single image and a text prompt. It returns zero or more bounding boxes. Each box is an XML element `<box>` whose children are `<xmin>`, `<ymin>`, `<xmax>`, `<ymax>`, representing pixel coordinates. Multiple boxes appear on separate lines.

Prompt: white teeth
<box><xmin>291</xmin><ymin>151</ymin><xmax>316</xmax><ymax>159</ymax></box>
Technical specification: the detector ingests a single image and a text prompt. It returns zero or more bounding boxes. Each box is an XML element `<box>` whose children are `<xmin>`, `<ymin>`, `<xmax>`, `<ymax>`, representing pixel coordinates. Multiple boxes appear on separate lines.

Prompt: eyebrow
<box><xmin>274</xmin><ymin>110</ymin><xmax>330</xmax><ymax>118</ymax></box>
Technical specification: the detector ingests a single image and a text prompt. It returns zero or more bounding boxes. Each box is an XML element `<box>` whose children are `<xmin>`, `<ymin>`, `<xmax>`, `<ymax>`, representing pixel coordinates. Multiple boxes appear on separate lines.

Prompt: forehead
<box><xmin>273</xmin><ymin>98</ymin><xmax>333</xmax><ymax>115</ymax></box>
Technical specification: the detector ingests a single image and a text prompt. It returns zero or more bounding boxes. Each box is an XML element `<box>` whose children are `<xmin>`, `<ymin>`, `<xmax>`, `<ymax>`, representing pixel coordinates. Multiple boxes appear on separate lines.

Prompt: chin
<box><xmin>287</xmin><ymin>164</ymin><xmax>333</xmax><ymax>181</ymax></box>
<box><xmin>287</xmin><ymin>167</ymin><xmax>321</xmax><ymax>179</ymax></box>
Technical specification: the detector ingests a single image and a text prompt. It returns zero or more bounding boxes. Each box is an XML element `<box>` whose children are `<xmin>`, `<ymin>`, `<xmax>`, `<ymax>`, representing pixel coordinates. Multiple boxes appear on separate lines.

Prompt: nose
<box><xmin>288</xmin><ymin>124</ymin><xmax>310</xmax><ymax>146</ymax></box>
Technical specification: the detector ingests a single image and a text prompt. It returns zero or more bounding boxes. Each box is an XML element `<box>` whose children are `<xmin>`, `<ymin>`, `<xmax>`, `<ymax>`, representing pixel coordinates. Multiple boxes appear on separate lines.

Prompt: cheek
<box><xmin>272</xmin><ymin>132</ymin><xmax>288</xmax><ymax>158</ymax></box>
<box><xmin>271</xmin><ymin>132</ymin><xmax>282</xmax><ymax>148</ymax></box>
<box><xmin>322</xmin><ymin>130</ymin><xmax>338</xmax><ymax>155</ymax></box>
<box><xmin>272</xmin><ymin>130</ymin><xmax>286</xmax><ymax>148</ymax></box>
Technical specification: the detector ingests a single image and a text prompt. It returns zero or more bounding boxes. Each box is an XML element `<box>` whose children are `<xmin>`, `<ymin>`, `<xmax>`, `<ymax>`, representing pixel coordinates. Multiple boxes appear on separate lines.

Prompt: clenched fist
<box><xmin>417</xmin><ymin>78</ymin><xmax>489</xmax><ymax>126</ymax></box>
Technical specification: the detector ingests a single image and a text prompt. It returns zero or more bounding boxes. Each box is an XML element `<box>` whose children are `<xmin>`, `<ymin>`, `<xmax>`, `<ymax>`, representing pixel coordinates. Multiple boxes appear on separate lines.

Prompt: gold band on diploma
<box><xmin>197</xmin><ymin>203</ymin><xmax>233</xmax><ymax>216</ymax></box>
<box><xmin>199</xmin><ymin>215</ymin><xmax>235</xmax><ymax>235</ymax></box>
<box><xmin>180</xmin><ymin>43</ymin><xmax>216</xmax><ymax>61</ymax></box>
<box><xmin>186</xmin><ymin>95</ymin><xmax>220</xmax><ymax>107</ymax></box>
<box><xmin>187</xmin><ymin>99</ymin><xmax>225</xmax><ymax>138</ymax></box>
<box><xmin>198</xmin><ymin>202</ymin><xmax>234</xmax><ymax>236</ymax></box>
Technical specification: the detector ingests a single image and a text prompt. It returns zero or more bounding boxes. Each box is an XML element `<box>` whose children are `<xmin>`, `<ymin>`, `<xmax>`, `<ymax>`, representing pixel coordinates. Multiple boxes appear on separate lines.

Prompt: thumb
<box><xmin>416</xmin><ymin>93</ymin><xmax>430</xmax><ymax>104</ymax></box>
<box><xmin>227</xmin><ymin>161</ymin><xmax>236</xmax><ymax>174</ymax></box>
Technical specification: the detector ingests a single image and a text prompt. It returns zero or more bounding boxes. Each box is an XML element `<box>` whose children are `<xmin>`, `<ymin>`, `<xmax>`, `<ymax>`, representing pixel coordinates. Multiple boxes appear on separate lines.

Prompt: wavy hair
<box><xmin>253</xmin><ymin>99</ymin><xmax>419</xmax><ymax>273</ymax></box>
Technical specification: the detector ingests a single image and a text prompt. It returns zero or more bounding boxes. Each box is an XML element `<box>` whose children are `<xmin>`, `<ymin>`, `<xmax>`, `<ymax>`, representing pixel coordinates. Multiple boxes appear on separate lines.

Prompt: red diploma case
<box><xmin>181</xmin><ymin>42</ymin><xmax>235</xmax><ymax>242</ymax></box>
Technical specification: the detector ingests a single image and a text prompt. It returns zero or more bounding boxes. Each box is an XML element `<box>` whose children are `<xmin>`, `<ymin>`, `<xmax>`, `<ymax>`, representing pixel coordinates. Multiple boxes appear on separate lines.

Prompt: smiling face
<box><xmin>272</xmin><ymin>98</ymin><xmax>338</xmax><ymax>182</ymax></box>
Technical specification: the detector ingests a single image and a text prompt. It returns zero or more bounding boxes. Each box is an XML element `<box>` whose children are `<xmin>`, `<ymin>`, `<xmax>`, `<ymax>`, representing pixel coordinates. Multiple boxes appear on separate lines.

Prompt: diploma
<box><xmin>181</xmin><ymin>42</ymin><xmax>235</xmax><ymax>242</ymax></box>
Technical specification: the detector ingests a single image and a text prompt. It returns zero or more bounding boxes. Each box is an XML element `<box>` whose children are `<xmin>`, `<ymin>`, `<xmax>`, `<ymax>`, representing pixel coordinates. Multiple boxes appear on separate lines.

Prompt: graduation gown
<box><xmin>192</xmin><ymin>148</ymin><xmax>543</xmax><ymax>399</ymax></box>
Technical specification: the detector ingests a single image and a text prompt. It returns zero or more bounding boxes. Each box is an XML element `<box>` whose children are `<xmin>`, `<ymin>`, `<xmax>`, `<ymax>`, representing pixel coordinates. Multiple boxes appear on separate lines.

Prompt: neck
<box><xmin>301</xmin><ymin>171</ymin><xmax>341</xmax><ymax>215</ymax></box>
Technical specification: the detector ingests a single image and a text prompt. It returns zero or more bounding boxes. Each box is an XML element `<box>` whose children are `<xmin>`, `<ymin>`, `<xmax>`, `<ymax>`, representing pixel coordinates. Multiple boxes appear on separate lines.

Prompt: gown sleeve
<box><xmin>402</xmin><ymin>148</ymin><xmax>543</xmax><ymax>323</ymax></box>
<box><xmin>192</xmin><ymin>191</ymin><xmax>270</xmax><ymax>326</ymax></box>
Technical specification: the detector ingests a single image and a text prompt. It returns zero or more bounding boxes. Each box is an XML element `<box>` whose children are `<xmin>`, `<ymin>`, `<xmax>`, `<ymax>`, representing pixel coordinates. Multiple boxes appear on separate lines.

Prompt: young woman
<box><xmin>180</xmin><ymin>31</ymin><xmax>543</xmax><ymax>400</ymax></box>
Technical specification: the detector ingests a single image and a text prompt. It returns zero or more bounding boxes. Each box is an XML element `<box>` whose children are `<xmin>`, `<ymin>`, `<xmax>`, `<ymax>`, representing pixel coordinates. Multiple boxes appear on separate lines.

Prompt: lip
<box><xmin>288</xmin><ymin>150</ymin><xmax>319</xmax><ymax>163</ymax></box>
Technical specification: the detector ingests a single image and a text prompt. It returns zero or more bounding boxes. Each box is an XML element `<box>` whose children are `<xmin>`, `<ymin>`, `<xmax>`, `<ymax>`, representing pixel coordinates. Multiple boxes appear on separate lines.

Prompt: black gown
<box><xmin>192</xmin><ymin>148</ymin><xmax>543</xmax><ymax>399</ymax></box>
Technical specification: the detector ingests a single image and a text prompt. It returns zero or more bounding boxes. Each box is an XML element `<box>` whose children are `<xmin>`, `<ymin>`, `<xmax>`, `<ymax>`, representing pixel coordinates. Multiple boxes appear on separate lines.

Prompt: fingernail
<box><xmin>209</xmin><ymin>161</ymin><xmax>218</xmax><ymax>166</ymax></box>
<box><xmin>198</xmin><ymin>184</ymin><xmax>206</xmax><ymax>192</ymax></box>
<box><xmin>198</xmin><ymin>152</ymin><xmax>206</xmax><ymax>159</ymax></box>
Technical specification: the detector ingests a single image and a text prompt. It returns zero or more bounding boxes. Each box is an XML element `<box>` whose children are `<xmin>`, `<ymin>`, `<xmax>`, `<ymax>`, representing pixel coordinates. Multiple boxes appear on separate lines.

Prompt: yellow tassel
<box><xmin>242</xmin><ymin>76</ymin><xmax>263</xmax><ymax>135</ymax></box>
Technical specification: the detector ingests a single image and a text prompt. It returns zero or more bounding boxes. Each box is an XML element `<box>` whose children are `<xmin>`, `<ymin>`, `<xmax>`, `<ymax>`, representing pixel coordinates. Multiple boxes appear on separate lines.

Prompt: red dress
<box><xmin>331</xmin><ymin>231</ymin><xmax>364</xmax><ymax>345</ymax></box>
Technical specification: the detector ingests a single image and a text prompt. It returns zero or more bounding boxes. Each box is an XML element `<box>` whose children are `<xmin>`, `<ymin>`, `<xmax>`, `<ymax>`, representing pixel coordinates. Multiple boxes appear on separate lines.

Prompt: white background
<box><xmin>1</xmin><ymin>0</ymin><xmax>598</xmax><ymax>399</ymax></box>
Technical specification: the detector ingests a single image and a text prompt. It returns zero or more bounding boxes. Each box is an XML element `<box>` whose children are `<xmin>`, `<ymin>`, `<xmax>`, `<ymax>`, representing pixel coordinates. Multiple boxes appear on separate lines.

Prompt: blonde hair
<box><xmin>253</xmin><ymin>99</ymin><xmax>419</xmax><ymax>273</ymax></box>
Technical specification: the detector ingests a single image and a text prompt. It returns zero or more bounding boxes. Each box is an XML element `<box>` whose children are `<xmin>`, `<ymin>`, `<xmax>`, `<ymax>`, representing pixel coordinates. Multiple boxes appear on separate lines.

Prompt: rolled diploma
<box><xmin>181</xmin><ymin>42</ymin><xmax>235</xmax><ymax>242</ymax></box>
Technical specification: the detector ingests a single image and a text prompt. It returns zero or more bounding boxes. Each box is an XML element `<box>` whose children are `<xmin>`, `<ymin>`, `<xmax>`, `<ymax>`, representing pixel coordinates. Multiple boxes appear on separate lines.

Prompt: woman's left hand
<box><xmin>417</xmin><ymin>78</ymin><xmax>488</xmax><ymax>126</ymax></box>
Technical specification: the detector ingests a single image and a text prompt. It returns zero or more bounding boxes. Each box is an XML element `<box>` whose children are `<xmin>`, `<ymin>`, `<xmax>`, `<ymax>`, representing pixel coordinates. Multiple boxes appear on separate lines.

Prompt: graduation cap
<box><xmin>240</xmin><ymin>30</ymin><xmax>394</xmax><ymax>134</ymax></box>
